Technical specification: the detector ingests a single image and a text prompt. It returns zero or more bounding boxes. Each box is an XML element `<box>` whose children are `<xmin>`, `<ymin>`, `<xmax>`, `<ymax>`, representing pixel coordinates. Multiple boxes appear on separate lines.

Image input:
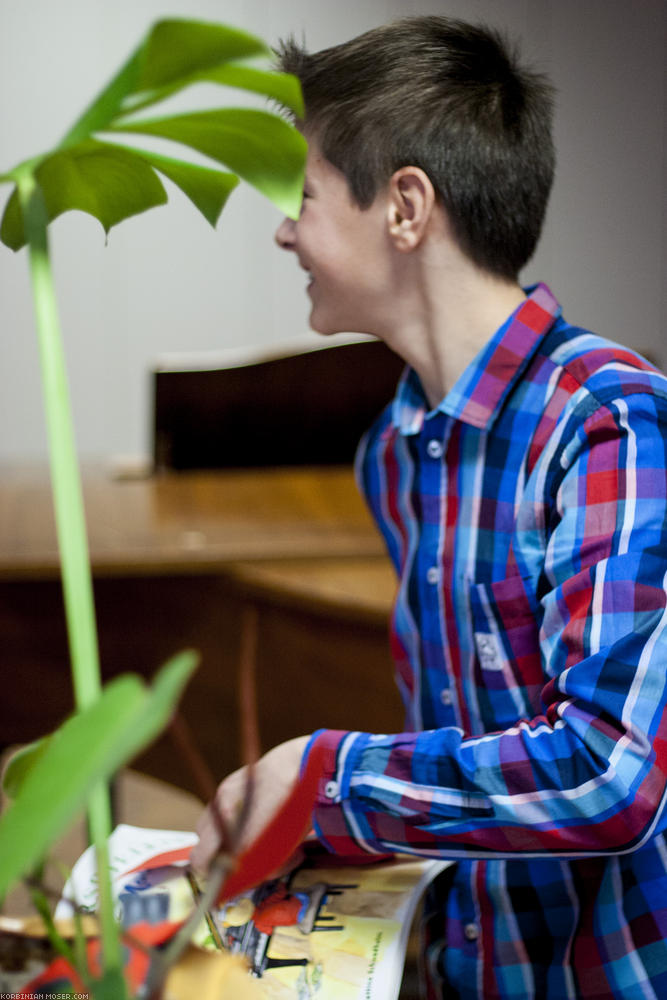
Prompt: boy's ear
<box><xmin>386</xmin><ymin>166</ymin><xmax>436</xmax><ymax>251</ymax></box>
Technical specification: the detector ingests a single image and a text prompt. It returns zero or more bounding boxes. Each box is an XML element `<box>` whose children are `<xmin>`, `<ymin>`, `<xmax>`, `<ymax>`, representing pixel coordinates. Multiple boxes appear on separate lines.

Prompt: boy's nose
<box><xmin>274</xmin><ymin>216</ymin><xmax>296</xmax><ymax>250</ymax></box>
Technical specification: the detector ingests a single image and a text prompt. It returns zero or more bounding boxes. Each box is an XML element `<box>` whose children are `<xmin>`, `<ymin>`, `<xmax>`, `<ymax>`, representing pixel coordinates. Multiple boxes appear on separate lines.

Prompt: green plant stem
<box><xmin>18</xmin><ymin>171</ymin><xmax>123</xmax><ymax>980</ymax></box>
<box><xmin>87</xmin><ymin>783</ymin><xmax>123</xmax><ymax>978</ymax></box>
<box><xmin>19</xmin><ymin>176</ymin><xmax>100</xmax><ymax>709</ymax></box>
<box><xmin>145</xmin><ymin>856</ymin><xmax>230</xmax><ymax>997</ymax></box>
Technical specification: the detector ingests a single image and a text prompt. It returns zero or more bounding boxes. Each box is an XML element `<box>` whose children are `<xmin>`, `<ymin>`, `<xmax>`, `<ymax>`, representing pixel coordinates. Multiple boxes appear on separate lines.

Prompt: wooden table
<box><xmin>0</xmin><ymin>465</ymin><xmax>401</xmax><ymax>793</ymax></box>
<box><xmin>0</xmin><ymin>464</ymin><xmax>388</xmax><ymax>575</ymax></box>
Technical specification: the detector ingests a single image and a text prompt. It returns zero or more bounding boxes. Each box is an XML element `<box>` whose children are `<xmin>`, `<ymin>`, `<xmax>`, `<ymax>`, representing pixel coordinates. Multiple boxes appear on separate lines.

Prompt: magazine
<box><xmin>47</xmin><ymin>824</ymin><xmax>450</xmax><ymax>999</ymax></box>
<box><xmin>70</xmin><ymin>826</ymin><xmax>446</xmax><ymax>1000</ymax></box>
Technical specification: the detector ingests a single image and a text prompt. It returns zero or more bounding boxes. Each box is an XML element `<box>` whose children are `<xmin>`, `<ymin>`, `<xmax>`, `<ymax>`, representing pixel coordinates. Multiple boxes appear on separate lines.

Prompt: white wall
<box><xmin>0</xmin><ymin>0</ymin><xmax>665</xmax><ymax>464</ymax></box>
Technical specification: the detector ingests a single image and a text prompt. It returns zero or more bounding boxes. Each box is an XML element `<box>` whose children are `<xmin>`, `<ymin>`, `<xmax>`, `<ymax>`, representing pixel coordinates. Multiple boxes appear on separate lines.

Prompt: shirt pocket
<box><xmin>469</xmin><ymin>574</ymin><xmax>544</xmax><ymax>728</ymax></box>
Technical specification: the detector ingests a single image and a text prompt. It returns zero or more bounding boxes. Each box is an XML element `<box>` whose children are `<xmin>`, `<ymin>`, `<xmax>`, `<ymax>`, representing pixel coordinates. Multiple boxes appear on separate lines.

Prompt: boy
<box><xmin>192</xmin><ymin>17</ymin><xmax>667</xmax><ymax>999</ymax></box>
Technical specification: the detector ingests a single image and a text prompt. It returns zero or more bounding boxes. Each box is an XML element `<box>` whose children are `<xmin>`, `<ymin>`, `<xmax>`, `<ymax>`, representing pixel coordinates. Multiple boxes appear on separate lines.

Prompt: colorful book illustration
<box><xmin>40</xmin><ymin>824</ymin><xmax>450</xmax><ymax>999</ymax></box>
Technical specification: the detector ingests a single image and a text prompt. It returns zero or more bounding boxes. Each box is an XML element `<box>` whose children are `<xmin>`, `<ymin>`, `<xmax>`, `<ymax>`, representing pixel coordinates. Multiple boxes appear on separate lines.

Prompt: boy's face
<box><xmin>275</xmin><ymin>136</ymin><xmax>393</xmax><ymax>337</ymax></box>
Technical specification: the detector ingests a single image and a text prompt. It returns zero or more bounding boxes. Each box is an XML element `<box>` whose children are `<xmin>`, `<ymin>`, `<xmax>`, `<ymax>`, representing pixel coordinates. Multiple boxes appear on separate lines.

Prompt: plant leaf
<box><xmin>127</xmin><ymin>651</ymin><xmax>199</xmax><ymax>760</ymax></box>
<box><xmin>133</xmin><ymin>150</ymin><xmax>239</xmax><ymax>227</ymax></box>
<box><xmin>0</xmin><ymin>651</ymin><xmax>197</xmax><ymax>899</ymax></box>
<box><xmin>122</xmin><ymin>63</ymin><xmax>304</xmax><ymax>121</ymax></box>
<box><xmin>1</xmin><ymin>141</ymin><xmax>168</xmax><ymax>251</ymax></box>
<box><xmin>60</xmin><ymin>19</ymin><xmax>271</xmax><ymax>148</ymax></box>
<box><xmin>110</xmin><ymin>108</ymin><xmax>306</xmax><ymax>218</ymax></box>
<box><xmin>2</xmin><ymin>737</ymin><xmax>51</xmax><ymax>799</ymax></box>
<box><xmin>135</xmin><ymin>19</ymin><xmax>270</xmax><ymax>92</ymax></box>
<box><xmin>1</xmin><ymin>20</ymin><xmax>306</xmax><ymax>249</ymax></box>
<box><xmin>199</xmin><ymin>65</ymin><xmax>304</xmax><ymax>119</ymax></box>
<box><xmin>88</xmin><ymin>968</ymin><xmax>131</xmax><ymax>1000</ymax></box>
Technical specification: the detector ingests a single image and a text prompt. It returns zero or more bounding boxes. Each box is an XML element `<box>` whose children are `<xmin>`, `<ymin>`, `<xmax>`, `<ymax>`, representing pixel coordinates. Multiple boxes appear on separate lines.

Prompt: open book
<box><xmin>49</xmin><ymin>824</ymin><xmax>450</xmax><ymax>999</ymax></box>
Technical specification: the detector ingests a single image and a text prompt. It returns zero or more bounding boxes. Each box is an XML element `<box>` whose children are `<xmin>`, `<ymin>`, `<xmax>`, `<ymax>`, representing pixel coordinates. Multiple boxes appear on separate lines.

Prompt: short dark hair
<box><xmin>277</xmin><ymin>17</ymin><xmax>555</xmax><ymax>280</ymax></box>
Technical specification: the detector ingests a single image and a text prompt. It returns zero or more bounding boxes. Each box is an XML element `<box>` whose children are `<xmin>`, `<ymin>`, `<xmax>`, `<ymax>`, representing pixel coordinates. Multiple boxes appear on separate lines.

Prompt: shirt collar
<box><xmin>392</xmin><ymin>282</ymin><xmax>562</xmax><ymax>435</ymax></box>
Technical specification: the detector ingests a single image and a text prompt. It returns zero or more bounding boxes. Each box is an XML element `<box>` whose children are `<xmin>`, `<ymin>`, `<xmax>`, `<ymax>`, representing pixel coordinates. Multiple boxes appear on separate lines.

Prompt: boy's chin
<box><xmin>309</xmin><ymin>308</ymin><xmax>367</xmax><ymax>339</ymax></box>
<box><xmin>311</xmin><ymin>325</ymin><xmax>346</xmax><ymax>337</ymax></box>
<box><xmin>308</xmin><ymin>311</ymin><xmax>344</xmax><ymax>337</ymax></box>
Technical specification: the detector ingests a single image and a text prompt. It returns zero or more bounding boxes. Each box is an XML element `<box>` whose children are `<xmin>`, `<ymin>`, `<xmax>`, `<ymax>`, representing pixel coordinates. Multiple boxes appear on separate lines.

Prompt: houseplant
<box><xmin>0</xmin><ymin>17</ymin><xmax>306</xmax><ymax>997</ymax></box>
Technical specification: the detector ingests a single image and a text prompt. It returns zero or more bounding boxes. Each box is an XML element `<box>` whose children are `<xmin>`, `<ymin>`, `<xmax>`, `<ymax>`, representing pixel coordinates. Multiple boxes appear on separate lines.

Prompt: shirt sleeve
<box><xmin>302</xmin><ymin>386</ymin><xmax>667</xmax><ymax>861</ymax></box>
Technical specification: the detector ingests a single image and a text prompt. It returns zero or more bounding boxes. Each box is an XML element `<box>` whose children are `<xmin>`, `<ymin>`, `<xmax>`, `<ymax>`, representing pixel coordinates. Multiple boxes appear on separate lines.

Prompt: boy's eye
<box><xmin>299</xmin><ymin>190</ymin><xmax>312</xmax><ymax>216</ymax></box>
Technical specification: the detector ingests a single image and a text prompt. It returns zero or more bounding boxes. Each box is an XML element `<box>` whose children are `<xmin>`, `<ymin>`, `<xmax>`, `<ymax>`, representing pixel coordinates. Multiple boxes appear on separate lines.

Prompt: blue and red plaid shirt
<box><xmin>303</xmin><ymin>283</ymin><xmax>667</xmax><ymax>998</ymax></box>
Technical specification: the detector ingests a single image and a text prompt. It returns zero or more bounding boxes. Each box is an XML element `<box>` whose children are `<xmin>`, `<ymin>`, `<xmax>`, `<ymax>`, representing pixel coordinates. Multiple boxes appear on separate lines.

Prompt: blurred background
<box><xmin>0</xmin><ymin>0</ymin><xmax>665</xmax><ymax>465</ymax></box>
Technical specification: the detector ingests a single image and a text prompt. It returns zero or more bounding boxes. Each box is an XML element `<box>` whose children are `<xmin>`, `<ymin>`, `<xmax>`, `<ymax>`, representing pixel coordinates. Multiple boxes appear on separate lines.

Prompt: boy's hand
<box><xmin>190</xmin><ymin>735</ymin><xmax>310</xmax><ymax>875</ymax></box>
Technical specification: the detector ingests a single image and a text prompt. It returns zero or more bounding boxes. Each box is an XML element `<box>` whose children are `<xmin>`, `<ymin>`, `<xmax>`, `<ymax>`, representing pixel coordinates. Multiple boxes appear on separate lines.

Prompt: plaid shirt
<box><xmin>304</xmin><ymin>283</ymin><xmax>667</xmax><ymax>998</ymax></box>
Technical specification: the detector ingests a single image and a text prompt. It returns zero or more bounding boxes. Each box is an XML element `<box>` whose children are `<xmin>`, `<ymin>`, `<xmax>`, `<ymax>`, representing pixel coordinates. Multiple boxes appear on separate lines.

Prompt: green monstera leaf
<box><xmin>0</xmin><ymin>17</ymin><xmax>306</xmax><ymax>250</ymax></box>
<box><xmin>0</xmin><ymin>651</ymin><xmax>198</xmax><ymax>901</ymax></box>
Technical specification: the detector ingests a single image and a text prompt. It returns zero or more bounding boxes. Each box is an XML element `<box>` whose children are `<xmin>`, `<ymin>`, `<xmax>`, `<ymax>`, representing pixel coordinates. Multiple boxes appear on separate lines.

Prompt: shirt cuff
<box><xmin>301</xmin><ymin>729</ymin><xmax>387</xmax><ymax>858</ymax></box>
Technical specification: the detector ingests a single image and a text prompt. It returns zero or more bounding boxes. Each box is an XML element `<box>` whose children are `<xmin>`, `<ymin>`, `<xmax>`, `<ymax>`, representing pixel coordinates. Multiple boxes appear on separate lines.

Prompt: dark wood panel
<box><xmin>153</xmin><ymin>340</ymin><xmax>404</xmax><ymax>470</ymax></box>
<box><xmin>0</xmin><ymin>573</ymin><xmax>401</xmax><ymax>796</ymax></box>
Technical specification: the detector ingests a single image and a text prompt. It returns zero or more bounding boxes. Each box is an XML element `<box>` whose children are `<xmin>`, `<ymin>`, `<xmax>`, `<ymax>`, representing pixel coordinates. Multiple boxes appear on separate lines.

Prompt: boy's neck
<box><xmin>380</xmin><ymin>247</ymin><xmax>526</xmax><ymax>410</ymax></box>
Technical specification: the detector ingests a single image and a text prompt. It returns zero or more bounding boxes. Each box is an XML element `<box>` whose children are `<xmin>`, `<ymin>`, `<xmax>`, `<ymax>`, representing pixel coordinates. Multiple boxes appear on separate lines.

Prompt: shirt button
<box><xmin>426</xmin><ymin>566</ymin><xmax>440</xmax><ymax>585</ymax></box>
<box><xmin>464</xmin><ymin>923</ymin><xmax>479</xmax><ymax>941</ymax></box>
<box><xmin>426</xmin><ymin>439</ymin><xmax>444</xmax><ymax>459</ymax></box>
<box><xmin>440</xmin><ymin>688</ymin><xmax>452</xmax><ymax>706</ymax></box>
<box><xmin>324</xmin><ymin>781</ymin><xmax>339</xmax><ymax>799</ymax></box>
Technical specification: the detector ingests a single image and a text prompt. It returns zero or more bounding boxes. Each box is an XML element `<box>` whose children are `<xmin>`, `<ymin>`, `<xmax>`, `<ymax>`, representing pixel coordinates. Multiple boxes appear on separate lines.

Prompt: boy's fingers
<box><xmin>190</xmin><ymin>736</ymin><xmax>310</xmax><ymax>877</ymax></box>
<box><xmin>191</xmin><ymin>774</ymin><xmax>244</xmax><ymax>872</ymax></box>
